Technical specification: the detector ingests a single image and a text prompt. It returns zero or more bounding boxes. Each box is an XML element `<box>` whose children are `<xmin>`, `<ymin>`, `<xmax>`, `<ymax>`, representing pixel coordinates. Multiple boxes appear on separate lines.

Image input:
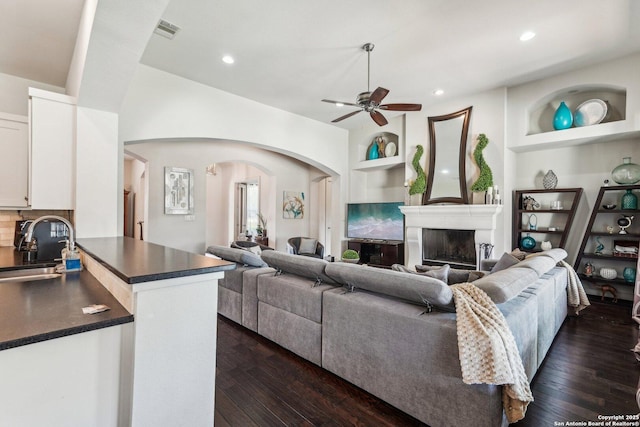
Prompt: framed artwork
<box><xmin>283</xmin><ymin>191</ymin><xmax>304</xmax><ymax>219</ymax></box>
<box><xmin>165</xmin><ymin>167</ymin><xmax>194</xmax><ymax>214</ymax></box>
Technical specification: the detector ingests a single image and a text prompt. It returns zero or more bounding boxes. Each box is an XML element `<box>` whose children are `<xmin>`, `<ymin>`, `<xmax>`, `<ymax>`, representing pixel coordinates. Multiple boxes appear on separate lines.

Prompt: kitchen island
<box><xmin>0</xmin><ymin>238</ymin><xmax>234</xmax><ymax>427</ymax></box>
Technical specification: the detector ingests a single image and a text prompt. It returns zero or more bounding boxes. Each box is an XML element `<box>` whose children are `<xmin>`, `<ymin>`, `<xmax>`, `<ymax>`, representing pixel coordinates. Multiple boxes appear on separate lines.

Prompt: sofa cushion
<box><xmin>526</xmin><ymin>248</ymin><xmax>567</xmax><ymax>263</ymax></box>
<box><xmin>515</xmin><ymin>248</ymin><xmax>566</xmax><ymax>276</ymax></box>
<box><xmin>206</xmin><ymin>245</ymin><xmax>267</xmax><ymax>268</ymax></box>
<box><xmin>325</xmin><ymin>262</ymin><xmax>453</xmax><ymax>309</ymax></box>
<box><xmin>472</xmin><ymin>267</ymin><xmax>539</xmax><ymax>304</ymax></box>
<box><xmin>298</xmin><ymin>237</ymin><xmax>318</xmax><ymax>255</ymax></box>
<box><xmin>260</xmin><ymin>250</ymin><xmax>335</xmax><ymax>284</ymax></box>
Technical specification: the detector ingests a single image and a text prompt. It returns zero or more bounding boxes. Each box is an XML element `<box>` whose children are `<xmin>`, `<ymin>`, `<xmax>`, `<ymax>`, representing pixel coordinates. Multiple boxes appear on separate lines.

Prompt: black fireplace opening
<box><xmin>422</xmin><ymin>228</ymin><xmax>476</xmax><ymax>269</ymax></box>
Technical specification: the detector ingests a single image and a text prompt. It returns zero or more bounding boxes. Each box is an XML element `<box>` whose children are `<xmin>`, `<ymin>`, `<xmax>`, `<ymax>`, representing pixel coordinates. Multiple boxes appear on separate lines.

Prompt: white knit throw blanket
<box><xmin>451</xmin><ymin>283</ymin><xmax>533</xmax><ymax>424</ymax></box>
<box><xmin>558</xmin><ymin>260</ymin><xmax>590</xmax><ymax>314</ymax></box>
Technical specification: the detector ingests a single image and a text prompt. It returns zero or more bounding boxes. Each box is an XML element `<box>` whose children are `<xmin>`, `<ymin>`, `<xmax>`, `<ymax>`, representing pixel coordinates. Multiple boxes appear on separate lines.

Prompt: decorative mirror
<box><xmin>423</xmin><ymin>106</ymin><xmax>472</xmax><ymax>205</ymax></box>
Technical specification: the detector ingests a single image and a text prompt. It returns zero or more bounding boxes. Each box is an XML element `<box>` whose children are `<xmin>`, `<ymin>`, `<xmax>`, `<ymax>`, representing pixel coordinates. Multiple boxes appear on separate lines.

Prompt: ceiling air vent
<box><xmin>154</xmin><ymin>19</ymin><xmax>180</xmax><ymax>39</ymax></box>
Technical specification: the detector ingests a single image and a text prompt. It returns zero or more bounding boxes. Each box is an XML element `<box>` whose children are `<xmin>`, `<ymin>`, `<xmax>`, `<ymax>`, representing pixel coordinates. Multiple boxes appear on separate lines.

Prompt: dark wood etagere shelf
<box><xmin>573</xmin><ymin>184</ymin><xmax>640</xmax><ymax>297</ymax></box>
<box><xmin>512</xmin><ymin>188</ymin><xmax>583</xmax><ymax>252</ymax></box>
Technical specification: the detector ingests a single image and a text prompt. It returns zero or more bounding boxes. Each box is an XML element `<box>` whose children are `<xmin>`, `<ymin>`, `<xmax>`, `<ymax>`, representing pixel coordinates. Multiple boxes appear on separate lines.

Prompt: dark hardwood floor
<box><xmin>215</xmin><ymin>299</ymin><xmax>639</xmax><ymax>426</ymax></box>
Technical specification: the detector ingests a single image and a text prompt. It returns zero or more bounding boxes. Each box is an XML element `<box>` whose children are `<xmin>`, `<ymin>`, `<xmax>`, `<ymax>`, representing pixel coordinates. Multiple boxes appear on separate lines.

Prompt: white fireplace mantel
<box><xmin>400</xmin><ymin>204</ymin><xmax>503</xmax><ymax>269</ymax></box>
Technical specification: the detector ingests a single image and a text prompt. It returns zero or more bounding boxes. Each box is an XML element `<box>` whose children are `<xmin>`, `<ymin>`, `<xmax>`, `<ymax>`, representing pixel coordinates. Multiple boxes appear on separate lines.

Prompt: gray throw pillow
<box><xmin>205</xmin><ymin>245</ymin><xmax>267</xmax><ymax>268</ymax></box>
<box><xmin>510</xmin><ymin>248</ymin><xmax>527</xmax><ymax>261</ymax></box>
<box><xmin>298</xmin><ymin>238</ymin><xmax>318</xmax><ymax>255</ymax></box>
<box><xmin>393</xmin><ymin>264</ymin><xmax>449</xmax><ymax>282</ymax></box>
<box><xmin>415</xmin><ymin>264</ymin><xmax>484</xmax><ymax>285</ymax></box>
<box><xmin>490</xmin><ymin>252</ymin><xmax>521</xmax><ymax>273</ymax></box>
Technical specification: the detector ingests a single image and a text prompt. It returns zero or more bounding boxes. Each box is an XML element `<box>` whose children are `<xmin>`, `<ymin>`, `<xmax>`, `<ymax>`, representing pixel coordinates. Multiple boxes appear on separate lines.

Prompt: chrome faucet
<box><xmin>24</xmin><ymin>215</ymin><xmax>75</xmax><ymax>253</ymax></box>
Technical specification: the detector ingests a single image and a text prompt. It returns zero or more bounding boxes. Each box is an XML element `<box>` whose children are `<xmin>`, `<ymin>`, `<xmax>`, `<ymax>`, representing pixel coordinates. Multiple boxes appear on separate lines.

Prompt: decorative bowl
<box><xmin>341</xmin><ymin>258</ymin><xmax>360</xmax><ymax>264</ymax></box>
<box><xmin>602</xmin><ymin>204</ymin><xmax>616</xmax><ymax>210</ymax></box>
<box><xmin>599</xmin><ymin>267</ymin><xmax>617</xmax><ymax>280</ymax></box>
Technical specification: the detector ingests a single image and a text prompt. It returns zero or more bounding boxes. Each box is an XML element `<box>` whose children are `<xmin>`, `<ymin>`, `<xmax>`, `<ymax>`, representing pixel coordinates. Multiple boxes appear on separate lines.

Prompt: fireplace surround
<box><xmin>400</xmin><ymin>205</ymin><xmax>503</xmax><ymax>269</ymax></box>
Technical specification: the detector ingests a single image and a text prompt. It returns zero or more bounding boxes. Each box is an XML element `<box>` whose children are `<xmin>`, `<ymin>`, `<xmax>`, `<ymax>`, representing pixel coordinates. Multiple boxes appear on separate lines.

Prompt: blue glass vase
<box><xmin>368</xmin><ymin>140</ymin><xmax>379</xmax><ymax>160</ymax></box>
<box><xmin>623</xmin><ymin>267</ymin><xmax>636</xmax><ymax>283</ymax></box>
<box><xmin>553</xmin><ymin>101</ymin><xmax>573</xmax><ymax>130</ymax></box>
<box><xmin>622</xmin><ymin>189</ymin><xmax>638</xmax><ymax>210</ymax></box>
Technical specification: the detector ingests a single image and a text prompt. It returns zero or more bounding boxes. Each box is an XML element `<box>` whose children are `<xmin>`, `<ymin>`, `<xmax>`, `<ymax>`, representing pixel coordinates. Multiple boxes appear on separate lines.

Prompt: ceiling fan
<box><xmin>322</xmin><ymin>43</ymin><xmax>422</xmax><ymax>126</ymax></box>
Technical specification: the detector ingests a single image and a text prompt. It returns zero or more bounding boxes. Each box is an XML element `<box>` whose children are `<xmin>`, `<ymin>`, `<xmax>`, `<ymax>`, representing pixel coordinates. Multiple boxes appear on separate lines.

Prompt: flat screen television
<box><xmin>346</xmin><ymin>202</ymin><xmax>404</xmax><ymax>241</ymax></box>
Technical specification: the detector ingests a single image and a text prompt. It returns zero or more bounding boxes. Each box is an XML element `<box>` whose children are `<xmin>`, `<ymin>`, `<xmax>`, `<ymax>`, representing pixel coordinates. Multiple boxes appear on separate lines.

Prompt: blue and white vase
<box><xmin>553</xmin><ymin>101</ymin><xmax>573</xmax><ymax>130</ymax></box>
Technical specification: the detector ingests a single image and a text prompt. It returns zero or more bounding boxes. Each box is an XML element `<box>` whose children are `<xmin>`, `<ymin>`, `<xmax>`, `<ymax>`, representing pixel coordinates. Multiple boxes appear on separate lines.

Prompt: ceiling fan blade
<box><xmin>331</xmin><ymin>109</ymin><xmax>362</xmax><ymax>123</ymax></box>
<box><xmin>322</xmin><ymin>99</ymin><xmax>360</xmax><ymax>107</ymax></box>
<box><xmin>379</xmin><ymin>103</ymin><xmax>422</xmax><ymax>111</ymax></box>
<box><xmin>369</xmin><ymin>87</ymin><xmax>390</xmax><ymax>105</ymax></box>
<box><xmin>370</xmin><ymin>110</ymin><xmax>388</xmax><ymax>126</ymax></box>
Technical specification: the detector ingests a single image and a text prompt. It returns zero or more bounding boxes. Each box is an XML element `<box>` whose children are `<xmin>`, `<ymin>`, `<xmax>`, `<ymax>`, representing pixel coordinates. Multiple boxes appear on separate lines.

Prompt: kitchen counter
<box><xmin>0</xmin><ymin>238</ymin><xmax>234</xmax><ymax>426</ymax></box>
<box><xmin>76</xmin><ymin>236</ymin><xmax>235</xmax><ymax>284</ymax></box>
<box><xmin>0</xmin><ymin>246</ymin><xmax>56</xmax><ymax>270</ymax></box>
<box><xmin>0</xmin><ymin>248</ymin><xmax>133</xmax><ymax>351</ymax></box>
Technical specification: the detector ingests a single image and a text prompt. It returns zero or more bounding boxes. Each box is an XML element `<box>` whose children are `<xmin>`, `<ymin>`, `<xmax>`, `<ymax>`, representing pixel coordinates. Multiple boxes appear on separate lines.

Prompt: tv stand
<box><xmin>348</xmin><ymin>239</ymin><xmax>404</xmax><ymax>269</ymax></box>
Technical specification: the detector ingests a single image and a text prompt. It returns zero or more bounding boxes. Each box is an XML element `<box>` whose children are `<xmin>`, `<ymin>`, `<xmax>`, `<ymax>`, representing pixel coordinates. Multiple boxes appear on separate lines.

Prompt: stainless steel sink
<box><xmin>0</xmin><ymin>267</ymin><xmax>61</xmax><ymax>283</ymax></box>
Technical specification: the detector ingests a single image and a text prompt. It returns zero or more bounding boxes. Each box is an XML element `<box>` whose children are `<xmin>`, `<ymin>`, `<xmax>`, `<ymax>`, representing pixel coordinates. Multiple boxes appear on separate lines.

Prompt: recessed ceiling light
<box><xmin>222</xmin><ymin>55</ymin><xmax>235</xmax><ymax>64</ymax></box>
<box><xmin>433</xmin><ymin>89</ymin><xmax>444</xmax><ymax>96</ymax></box>
<box><xmin>335</xmin><ymin>102</ymin><xmax>344</xmax><ymax>107</ymax></box>
<box><xmin>520</xmin><ymin>31</ymin><xmax>536</xmax><ymax>42</ymax></box>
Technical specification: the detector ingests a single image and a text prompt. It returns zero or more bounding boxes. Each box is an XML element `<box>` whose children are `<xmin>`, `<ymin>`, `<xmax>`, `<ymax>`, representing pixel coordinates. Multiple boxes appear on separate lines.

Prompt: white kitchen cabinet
<box><xmin>0</xmin><ymin>113</ymin><xmax>29</xmax><ymax>207</ymax></box>
<box><xmin>29</xmin><ymin>88</ymin><xmax>76</xmax><ymax>210</ymax></box>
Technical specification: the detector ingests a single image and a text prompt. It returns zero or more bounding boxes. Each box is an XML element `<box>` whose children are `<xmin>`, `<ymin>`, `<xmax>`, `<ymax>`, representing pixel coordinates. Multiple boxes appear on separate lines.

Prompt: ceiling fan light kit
<box><xmin>322</xmin><ymin>42</ymin><xmax>422</xmax><ymax>126</ymax></box>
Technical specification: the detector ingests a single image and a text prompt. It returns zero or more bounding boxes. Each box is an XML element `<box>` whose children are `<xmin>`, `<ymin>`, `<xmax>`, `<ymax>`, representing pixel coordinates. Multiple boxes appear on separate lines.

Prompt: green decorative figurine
<box><xmin>470</xmin><ymin>133</ymin><xmax>494</xmax><ymax>192</ymax></box>
<box><xmin>409</xmin><ymin>145</ymin><xmax>426</xmax><ymax>196</ymax></box>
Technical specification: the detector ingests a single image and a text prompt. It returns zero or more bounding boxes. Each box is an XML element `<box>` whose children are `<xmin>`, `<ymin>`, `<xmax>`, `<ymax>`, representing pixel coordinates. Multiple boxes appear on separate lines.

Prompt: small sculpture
<box><xmin>600</xmin><ymin>284</ymin><xmax>618</xmax><ymax>303</ymax></box>
<box><xmin>618</xmin><ymin>215</ymin><xmax>634</xmax><ymax>234</ymax></box>
<box><xmin>594</xmin><ymin>237</ymin><xmax>605</xmax><ymax>255</ymax></box>
<box><xmin>522</xmin><ymin>196</ymin><xmax>540</xmax><ymax>210</ymax></box>
<box><xmin>606</xmin><ymin>225</ymin><xmax>615</xmax><ymax>234</ymax></box>
<box><xmin>584</xmin><ymin>262</ymin><xmax>594</xmax><ymax>277</ymax></box>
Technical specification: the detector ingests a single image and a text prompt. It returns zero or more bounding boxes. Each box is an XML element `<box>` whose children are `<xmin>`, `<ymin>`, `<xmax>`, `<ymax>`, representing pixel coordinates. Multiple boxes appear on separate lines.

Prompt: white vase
<box><xmin>599</xmin><ymin>267</ymin><xmax>617</xmax><ymax>280</ymax></box>
<box><xmin>541</xmin><ymin>241</ymin><xmax>552</xmax><ymax>251</ymax></box>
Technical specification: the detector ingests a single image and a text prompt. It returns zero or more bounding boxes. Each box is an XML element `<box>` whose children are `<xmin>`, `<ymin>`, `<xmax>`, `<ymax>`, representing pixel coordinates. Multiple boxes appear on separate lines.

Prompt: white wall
<box><xmin>0</xmin><ymin>73</ymin><xmax>64</xmax><ymax>116</ymax></box>
<box><xmin>405</xmin><ymin>88</ymin><xmax>508</xmax><ymax>256</ymax></box>
<box><xmin>75</xmin><ymin>107</ymin><xmax>119</xmax><ymax>238</ymax></box>
<box><xmin>119</xmin><ymin>64</ymin><xmax>349</xmax><ymax>256</ymax></box>
<box><xmin>126</xmin><ymin>140</ymin><xmax>324</xmax><ymax>253</ymax></box>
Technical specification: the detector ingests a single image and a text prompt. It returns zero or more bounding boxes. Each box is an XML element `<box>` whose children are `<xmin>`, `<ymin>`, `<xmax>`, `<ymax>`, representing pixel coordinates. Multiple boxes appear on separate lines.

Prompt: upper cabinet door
<box><xmin>0</xmin><ymin>114</ymin><xmax>29</xmax><ymax>207</ymax></box>
<box><xmin>29</xmin><ymin>89</ymin><xmax>76</xmax><ymax>210</ymax></box>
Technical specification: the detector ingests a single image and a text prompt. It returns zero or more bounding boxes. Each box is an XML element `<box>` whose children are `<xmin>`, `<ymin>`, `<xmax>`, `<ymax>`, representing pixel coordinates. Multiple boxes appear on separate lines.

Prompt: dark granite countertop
<box><xmin>0</xmin><ymin>247</ymin><xmax>133</xmax><ymax>351</ymax></box>
<box><xmin>76</xmin><ymin>237</ymin><xmax>235</xmax><ymax>284</ymax></box>
<box><xmin>0</xmin><ymin>246</ymin><xmax>57</xmax><ymax>271</ymax></box>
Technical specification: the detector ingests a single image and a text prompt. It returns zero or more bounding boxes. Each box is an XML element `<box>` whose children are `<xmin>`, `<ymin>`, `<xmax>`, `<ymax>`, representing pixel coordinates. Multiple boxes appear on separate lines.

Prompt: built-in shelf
<box><xmin>353</xmin><ymin>156</ymin><xmax>404</xmax><ymax>171</ymax></box>
<box><xmin>507</xmin><ymin>79</ymin><xmax>640</xmax><ymax>152</ymax></box>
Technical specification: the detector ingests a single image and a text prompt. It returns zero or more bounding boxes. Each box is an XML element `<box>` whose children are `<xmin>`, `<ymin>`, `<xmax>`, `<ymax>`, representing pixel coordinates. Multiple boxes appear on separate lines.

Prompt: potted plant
<box><xmin>256</xmin><ymin>213</ymin><xmax>267</xmax><ymax>237</ymax></box>
<box><xmin>341</xmin><ymin>249</ymin><xmax>360</xmax><ymax>264</ymax></box>
<box><xmin>409</xmin><ymin>145</ymin><xmax>426</xmax><ymax>199</ymax></box>
<box><xmin>470</xmin><ymin>134</ymin><xmax>494</xmax><ymax>203</ymax></box>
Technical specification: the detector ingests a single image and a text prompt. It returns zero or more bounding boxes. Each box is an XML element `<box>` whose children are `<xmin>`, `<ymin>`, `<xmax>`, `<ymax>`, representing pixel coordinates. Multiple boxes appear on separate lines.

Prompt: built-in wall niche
<box><xmin>527</xmin><ymin>85</ymin><xmax>626</xmax><ymax>135</ymax></box>
<box><xmin>353</xmin><ymin>131</ymin><xmax>402</xmax><ymax>171</ymax></box>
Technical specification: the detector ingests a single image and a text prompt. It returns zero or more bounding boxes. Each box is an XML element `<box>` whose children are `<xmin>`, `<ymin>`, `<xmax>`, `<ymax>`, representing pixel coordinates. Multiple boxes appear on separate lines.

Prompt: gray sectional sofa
<box><xmin>207</xmin><ymin>245</ymin><xmax>571</xmax><ymax>427</ymax></box>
